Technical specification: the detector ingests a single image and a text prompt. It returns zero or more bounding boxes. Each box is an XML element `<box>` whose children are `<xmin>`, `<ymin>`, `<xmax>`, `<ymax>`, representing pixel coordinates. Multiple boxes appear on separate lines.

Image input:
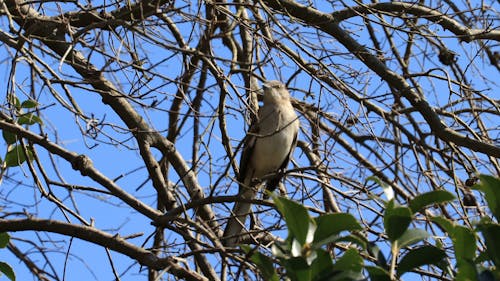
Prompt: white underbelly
<box><xmin>251</xmin><ymin>126</ymin><xmax>295</xmax><ymax>178</ymax></box>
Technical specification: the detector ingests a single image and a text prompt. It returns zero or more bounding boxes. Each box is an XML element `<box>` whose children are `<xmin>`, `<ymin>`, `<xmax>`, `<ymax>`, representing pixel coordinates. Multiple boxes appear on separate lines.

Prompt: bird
<box><xmin>223</xmin><ymin>80</ymin><xmax>300</xmax><ymax>246</ymax></box>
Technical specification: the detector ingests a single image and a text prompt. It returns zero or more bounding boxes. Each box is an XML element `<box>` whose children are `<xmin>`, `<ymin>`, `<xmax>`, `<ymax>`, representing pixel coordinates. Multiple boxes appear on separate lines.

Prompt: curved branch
<box><xmin>0</xmin><ymin>218</ymin><xmax>208</xmax><ymax>281</ymax></box>
<box><xmin>331</xmin><ymin>2</ymin><xmax>500</xmax><ymax>42</ymax></box>
<box><xmin>7</xmin><ymin>243</ymin><xmax>53</xmax><ymax>281</ymax></box>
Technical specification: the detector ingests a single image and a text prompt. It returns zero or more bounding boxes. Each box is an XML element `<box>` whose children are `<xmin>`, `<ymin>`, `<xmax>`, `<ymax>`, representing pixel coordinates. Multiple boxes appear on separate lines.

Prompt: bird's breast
<box><xmin>251</xmin><ymin>108</ymin><xmax>298</xmax><ymax>178</ymax></box>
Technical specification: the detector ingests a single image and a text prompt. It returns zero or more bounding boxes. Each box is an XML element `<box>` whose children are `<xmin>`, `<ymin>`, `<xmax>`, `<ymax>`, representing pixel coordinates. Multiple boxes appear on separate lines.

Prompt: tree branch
<box><xmin>0</xmin><ymin>218</ymin><xmax>208</xmax><ymax>281</ymax></box>
<box><xmin>0</xmin><ymin>113</ymin><xmax>162</xmax><ymax>220</ymax></box>
<box><xmin>331</xmin><ymin>2</ymin><xmax>500</xmax><ymax>42</ymax></box>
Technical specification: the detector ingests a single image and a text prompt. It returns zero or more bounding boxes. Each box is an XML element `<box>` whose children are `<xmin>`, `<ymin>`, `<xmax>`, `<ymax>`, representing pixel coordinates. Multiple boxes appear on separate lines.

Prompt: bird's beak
<box><xmin>262</xmin><ymin>83</ymin><xmax>270</xmax><ymax>90</ymax></box>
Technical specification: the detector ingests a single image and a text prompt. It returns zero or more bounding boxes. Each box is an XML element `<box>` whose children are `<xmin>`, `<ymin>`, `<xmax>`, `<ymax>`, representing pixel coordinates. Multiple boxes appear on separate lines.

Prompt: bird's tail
<box><xmin>222</xmin><ymin>186</ymin><xmax>256</xmax><ymax>246</ymax></box>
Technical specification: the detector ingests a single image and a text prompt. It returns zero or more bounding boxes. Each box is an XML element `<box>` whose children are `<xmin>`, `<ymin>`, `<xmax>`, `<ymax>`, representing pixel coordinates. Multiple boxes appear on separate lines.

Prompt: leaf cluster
<box><xmin>0</xmin><ymin>233</ymin><xmax>15</xmax><ymax>281</ymax></box>
<box><xmin>247</xmin><ymin>175</ymin><xmax>500</xmax><ymax>281</ymax></box>
<box><xmin>1</xmin><ymin>95</ymin><xmax>40</xmax><ymax>168</ymax></box>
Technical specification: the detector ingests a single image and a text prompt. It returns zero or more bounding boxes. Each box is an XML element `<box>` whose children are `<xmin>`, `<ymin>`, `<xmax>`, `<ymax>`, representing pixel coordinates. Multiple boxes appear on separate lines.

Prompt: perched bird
<box><xmin>223</xmin><ymin>80</ymin><xmax>300</xmax><ymax>246</ymax></box>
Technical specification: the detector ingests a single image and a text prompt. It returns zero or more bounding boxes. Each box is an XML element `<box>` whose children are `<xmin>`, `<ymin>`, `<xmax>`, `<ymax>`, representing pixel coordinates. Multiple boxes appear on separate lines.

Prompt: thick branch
<box><xmin>0</xmin><ymin>219</ymin><xmax>208</xmax><ymax>280</ymax></box>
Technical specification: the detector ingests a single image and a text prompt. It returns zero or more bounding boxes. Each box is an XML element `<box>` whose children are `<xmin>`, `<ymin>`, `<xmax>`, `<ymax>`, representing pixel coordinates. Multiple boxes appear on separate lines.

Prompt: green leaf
<box><xmin>396</xmin><ymin>245</ymin><xmax>446</xmax><ymax>277</ymax></box>
<box><xmin>329</xmin><ymin>248</ymin><xmax>365</xmax><ymax>280</ymax></box>
<box><xmin>396</xmin><ymin>228</ymin><xmax>430</xmax><ymax>249</ymax></box>
<box><xmin>475</xmin><ymin>250</ymin><xmax>490</xmax><ymax>264</ymax></box>
<box><xmin>0</xmin><ymin>261</ymin><xmax>15</xmax><ymax>281</ymax></box>
<box><xmin>242</xmin><ymin>245</ymin><xmax>279</xmax><ymax>281</ymax></box>
<box><xmin>477</xmin><ymin>222</ymin><xmax>500</xmax><ymax>267</ymax></box>
<box><xmin>8</xmin><ymin>95</ymin><xmax>21</xmax><ymax>111</ymax></box>
<box><xmin>472</xmin><ymin>175</ymin><xmax>500</xmax><ymax>221</ymax></box>
<box><xmin>273</xmin><ymin>196</ymin><xmax>311</xmax><ymax>245</ymax></box>
<box><xmin>20</xmin><ymin>100</ymin><xmax>38</xmax><ymax>109</ymax></box>
<box><xmin>409</xmin><ymin>190</ymin><xmax>455</xmax><ymax>214</ymax></box>
<box><xmin>333</xmin><ymin>248</ymin><xmax>363</xmax><ymax>273</ymax></box>
<box><xmin>453</xmin><ymin>226</ymin><xmax>476</xmax><ymax>261</ymax></box>
<box><xmin>384</xmin><ymin>200</ymin><xmax>412</xmax><ymax>242</ymax></box>
<box><xmin>0</xmin><ymin>233</ymin><xmax>9</xmax><ymax>248</ymax></box>
<box><xmin>17</xmin><ymin>113</ymin><xmax>42</xmax><ymax>125</ymax></box>
<box><xmin>4</xmin><ymin>145</ymin><xmax>33</xmax><ymax>167</ymax></box>
<box><xmin>313</xmin><ymin>213</ymin><xmax>362</xmax><ymax>246</ymax></box>
<box><xmin>251</xmin><ymin>252</ymin><xmax>279</xmax><ymax>281</ymax></box>
<box><xmin>431</xmin><ymin>216</ymin><xmax>455</xmax><ymax>234</ymax></box>
<box><xmin>310</xmin><ymin>249</ymin><xmax>333</xmax><ymax>281</ymax></box>
<box><xmin>366</xmin><ymin>266</ymin><xmax>391</xmax><ymax>281</ymax></box>
<box><xmin>327</xmin><ymin>270</ymin><xmax>364</xmax><ymax>281</ymax></box>
<box><xmin>455</xmin><ymin>259</ymin><xmax>477</xmax><ymax>281</ymax></box>
<box><xmin>2</xmin><ymin>131</ymin><xmax>17</xmax><ymax>145</ymax></box>
<box><xmin>335</xmin><ymin>234</ymin><xmax>367</xmax><ymax>250</ymax></box>
<box><xmin>368</xmin><ymin>243</ymin><xmax>388</xmax><ymax>269</ymax></box>
<box><xmin>367</xmin><ymin>176</ymin><xmax>394</xmax><ymax>201</ymax></box>
<box><xmin>283</xmin><ymin>257</ymin><xmax>311</xmax><ymax>281</ymax></box>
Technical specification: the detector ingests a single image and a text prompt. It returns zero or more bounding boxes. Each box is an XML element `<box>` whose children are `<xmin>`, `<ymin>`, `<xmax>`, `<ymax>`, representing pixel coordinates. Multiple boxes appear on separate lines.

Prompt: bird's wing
<box><xmin>237</xmin><ymin>122</ymin><xmax>259</xmax><ymax>187</ymax></box>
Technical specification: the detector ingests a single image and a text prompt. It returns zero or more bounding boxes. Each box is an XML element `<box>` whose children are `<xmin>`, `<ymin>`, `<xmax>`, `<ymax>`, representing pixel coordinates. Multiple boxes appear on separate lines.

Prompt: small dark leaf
<box><xmin>384</xmin><ymin>200</ymin><xmax>412</xmax><ymax>242</ymax></box>
<box><xmin>273</xmin><ymin>196</ymin><xmax>311</xmax><ymax>245</ymax></box>
<box><xmin>313</xmin><ymin>213</ymin><xmax>362</xmax><ymax>246</ymax></box>
<box><xmin>453</xmin><ymin>226</ymin><xmax>476</xmax><ymax>262</ymax></box>
<box><xmin>455</xmin><ymin>259</ymin><xmax>477</xmax><ymax>281</ymax></box>
<box><xmin>17</xmin><ymin>113</ymin><xmax>42</xmax><ymax>125</ymax></box>
<box><xmin>366</xmin><ymin>266</ymin><xmax>391</xmax><ymax>281</ymax></box>
<box><xmin>325</xmin><ymin>270</ymin><xmax>364</xmax><ymax>281</ymax></box>
<box><xmin>397</xmin><ymin>245</ymin><xmax>446</xmax><ymax>277</ymax></box>
<box><xmin>0</xmin><ymin>261</ymin><xmax>15</xmax><ymax>281</ymax></box>
<box><xmin>0</xmin><ymin>233</ymin><xmax>9</xmax><ymax>248</ymax></box>
<box><xmin>333</xmin><ymin>248</ymin><xmax>363</xmax><ymax>273</ymax></box>
<box><xmin>20</xmin><ymin>99</ymin><xmax>38</xmax><ymax>109</ymax></box>
<box><xmin>5</xmin><ymin>145</ymin><xmax>25</xmax><ymax>167</ymax></box>
<box><xmin>335</xmin><ymin>234</ymin><xmax>367</xmax><ymax>250</ymax></box>
<box><xmin>476</xmin><ymin>222</ymin><xmax>500</xmax><ymax>267</ymax></box>
<box><xmin>311</xmin><ymin>249</ymin><xmax>333</xmax><ymax>281</ymax></box>
<box><xmin>472</xmin><ymin>175</ymin><xmax>500</xmax><ymax>221</ymax></box>
<box><xmin>475</xmin><ymin>251</ymin><xmax>490</xmax><ymax>264</ymax></box>
<box><xmin>409</xmin><ymin>190</ymin><xmax>455</xmax><ymax>214</ymax></box>
<box><xmin>2</xmin><ymin>131</ymin><xmax>17</xmax><ymax>145</ymax></box>
<box><xmin>243</xmin><ymin>245</ymin><xmax>279</xmax><ymax>281</ymax></box>
<box><xmin>368</xmin><ymin>243</ymin><xmax>388</xmax><ymax>269</ymax></box>
<box><xmin>250</xmin><ymin>251</ymin><xmax>279</xmax><ymax>281</ymax></box>
<box><xmin>396</xmin><ymin>228</ymin><xmax>430</xmax><ymax>249</ymax></box>
<box><xmin>283</xmin><ymin>257</ymin><xmax>311</xmax><ymax>281</ymax></box>
<box><xmin>4</xmin><ymin>145</ymin><xmax>33</xmax><ymax>167</ymax></box>
<box><xmin>8</xmin><ymin>95</ymin><xmax>21</xmax><ymax>111</ymax></box>
<box><xmin>431</xmin><ymin>216</ymin><xmax>455</xmax><ymax>234</ymax></box>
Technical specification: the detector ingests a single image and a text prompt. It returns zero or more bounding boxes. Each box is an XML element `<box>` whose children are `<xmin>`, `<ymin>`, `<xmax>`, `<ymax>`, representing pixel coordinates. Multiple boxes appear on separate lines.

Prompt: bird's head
<box><xmin>262</xmin><ymin>80</ymin><xmax>290</xmax><ymax>104</ymax></box>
